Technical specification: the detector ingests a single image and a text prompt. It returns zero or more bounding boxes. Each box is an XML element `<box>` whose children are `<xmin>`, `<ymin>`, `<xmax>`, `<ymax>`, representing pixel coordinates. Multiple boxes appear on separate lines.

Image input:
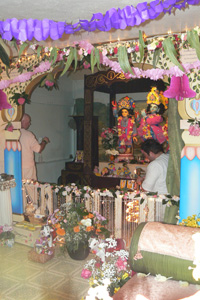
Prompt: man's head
<box><xmin>141</xmin><ymin>139</ymin><xmax>164</xmax><ymax>161</ymax></box>
<box><xmin>21</xmin><ymin>113</ymin><xmax>31</xmax><ymax>129</ymax></box>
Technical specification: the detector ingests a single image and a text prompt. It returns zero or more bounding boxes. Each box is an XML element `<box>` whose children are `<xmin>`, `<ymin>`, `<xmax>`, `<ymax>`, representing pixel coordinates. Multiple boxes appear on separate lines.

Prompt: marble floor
<box><xmin>0</xmin><ymin>243</ymin><xmax>91</xmax><ymax>300</ymax></box>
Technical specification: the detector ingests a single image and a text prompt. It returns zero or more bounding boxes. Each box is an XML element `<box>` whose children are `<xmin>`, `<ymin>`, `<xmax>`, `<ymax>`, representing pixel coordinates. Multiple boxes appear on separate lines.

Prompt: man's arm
<box><xmin>39</xmin><ymin>137</ymin><xmax>50</xmax><ymax>153</ymax></box>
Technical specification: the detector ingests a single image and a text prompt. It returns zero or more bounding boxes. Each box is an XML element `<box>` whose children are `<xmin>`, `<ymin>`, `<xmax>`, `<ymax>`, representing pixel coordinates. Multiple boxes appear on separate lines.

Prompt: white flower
<box><xmin>54</xmin><ymin>188</ymin><xmax>59</xmax><ymax>193</ymax></box>
<box><xmin>81</xmin><ymin>218</ymin><xmax>92</xmax><ymax>227</ymax></box>
<box><xmin>62</xmin><ymin>190</ymin><xmax>67</xmax><ymax>196</ymax></box>
<box><xmin>44</xmin><ymin>47</ymin><xmax>49</xmax><ymax>53</ymax></box>
<box><xmin>155</xmin><ymin>274</ymin><xmax>172</xmax><ymax>282</ymax></box>
<box><xmin>172</xmin><ymin>195</ymin><xmax>180</xmax><ymax>201</ymax></box>
<box><xmin>30</xmin><ymin>44</ymin><xmax>36</xmax><ymax>50</ymax></box>
<box><xmin>102</xmin><ymin>48</ymin><xmax>108</xmax><ymax>56</ymax></box>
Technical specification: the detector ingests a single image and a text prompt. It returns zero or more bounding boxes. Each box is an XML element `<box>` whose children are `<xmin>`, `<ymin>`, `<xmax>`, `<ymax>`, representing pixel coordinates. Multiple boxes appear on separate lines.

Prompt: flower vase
<box><xmin>67</xmin><ymin>242</ymin><xmax>90</xmax><ymax>260</ymax></box>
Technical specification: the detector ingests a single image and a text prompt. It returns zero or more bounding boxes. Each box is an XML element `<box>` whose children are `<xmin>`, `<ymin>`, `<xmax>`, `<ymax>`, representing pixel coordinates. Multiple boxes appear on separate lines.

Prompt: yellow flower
<box><xmin>114</xmin><ymin>287</ymin><xmax>120</xmax><ymax>294</ymax></box>
<box><xmin>122</xmin><ymin>272</ymin><xmax>129</xmax><ymax>280</ymax></box>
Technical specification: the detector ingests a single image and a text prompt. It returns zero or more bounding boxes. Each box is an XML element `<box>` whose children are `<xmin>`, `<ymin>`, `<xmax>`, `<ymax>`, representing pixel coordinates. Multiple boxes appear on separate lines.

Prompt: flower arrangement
<box><xmin>81</xmin><ymin>237</ymin><xmax>132</xmax><ymax>298</ymax></box>
<box><xmin>188</xmin><ymin>118</ymin><xmax>200</xmax><ymax>136</ymax></box>
<box><xmin>179</xmin><ymin>214</ymin><xmax>200</xmax><ymax>228</ymax></box>
<box><xmin>0</xmin><ymin>225</ymin><xmax>15</xmax><ymax>247</ymax></box>
<box><xmin>101</xmin><ymin>127</ymin><xmax>119</xmax><ymax>151</ymax></box>
<box><xmin>10</xmin><ymin>91</ymin><xmax>30</xmax><ymax>106</ymax></box>
<box><xmin>48</xmin><ymin>203</ymin><xmax>110</xmax><ymax>253</ymax></box>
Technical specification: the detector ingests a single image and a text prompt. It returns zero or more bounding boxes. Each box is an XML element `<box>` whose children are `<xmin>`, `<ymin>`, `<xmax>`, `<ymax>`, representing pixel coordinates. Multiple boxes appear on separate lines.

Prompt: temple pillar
<box><xmin>1</xmin><ymin>105</ymin><xmax>24</xmax><ymax>215</ymax></box>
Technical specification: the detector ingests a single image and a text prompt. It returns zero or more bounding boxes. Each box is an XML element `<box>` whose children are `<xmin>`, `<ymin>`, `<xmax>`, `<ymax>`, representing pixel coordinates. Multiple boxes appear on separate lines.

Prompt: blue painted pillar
<box><xmin>4</xmin><ymin>141</ymin><xmax>23</xmax><ymax>214</ymax></box>
<box><xmin>179</xmin><ymin>146</ymin><xmax>200</xmax><ymax>221</ymax></box>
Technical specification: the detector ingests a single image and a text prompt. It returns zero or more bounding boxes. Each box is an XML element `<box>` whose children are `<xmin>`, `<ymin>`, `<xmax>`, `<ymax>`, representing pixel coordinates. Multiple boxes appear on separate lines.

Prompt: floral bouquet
<box><xmin>81</xmin><ymin>237</ymin><xmax>133</xmax><ymax>298</ymax></box>
<box><xmin>101</xmin><ymin>127</ymin><xmax>119</xmax><ymax>151</ymax></box>
<box><xmin>0</xmin><ymin>225</ymin><xmax>15</xmax><ymax>247</ymax></box>
<box><xmin>48</xmin><ymin>203</ymin><xmax>110</xmax><ymax>253</ymax></box>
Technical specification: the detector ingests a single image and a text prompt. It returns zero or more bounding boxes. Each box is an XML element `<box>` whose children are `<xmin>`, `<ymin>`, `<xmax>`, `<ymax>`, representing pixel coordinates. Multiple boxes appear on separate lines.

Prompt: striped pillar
<box><xmin>4</xmin><ymin>141</ymin><xmax>23</xmax><ymax>214</ymax></box>
<box><xmin>179</xmin><ymin>146</ymin><xmax>200</xmax><ymax>221</ymax></box>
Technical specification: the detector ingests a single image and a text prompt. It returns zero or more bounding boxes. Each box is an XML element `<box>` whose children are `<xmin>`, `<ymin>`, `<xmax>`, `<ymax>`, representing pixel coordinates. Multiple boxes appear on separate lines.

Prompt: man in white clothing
<box><xmin>137</xmin><ymin>139</ymin><xmax>169</xmax><ymax>194</ymax></box>
<box><xmin>20</xmin><ymin>113</ymin><xmax>50</xmax><ymax>180</ymax></box>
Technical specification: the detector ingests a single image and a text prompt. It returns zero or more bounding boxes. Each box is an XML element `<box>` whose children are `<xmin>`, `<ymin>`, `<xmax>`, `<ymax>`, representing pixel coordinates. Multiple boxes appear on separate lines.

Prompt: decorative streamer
<box><xmin>0</xmin><ymin>0</ymin><xmax>199</xmax><ymax>41</ymax></box>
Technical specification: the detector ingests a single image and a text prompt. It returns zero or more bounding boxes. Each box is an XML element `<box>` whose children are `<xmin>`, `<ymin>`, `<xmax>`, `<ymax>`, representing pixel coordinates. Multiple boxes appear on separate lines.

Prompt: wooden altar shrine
<box><xmin>83</xmin><ymin>68</ymin><xmax>166</xmax><ymax>186</ymax></box>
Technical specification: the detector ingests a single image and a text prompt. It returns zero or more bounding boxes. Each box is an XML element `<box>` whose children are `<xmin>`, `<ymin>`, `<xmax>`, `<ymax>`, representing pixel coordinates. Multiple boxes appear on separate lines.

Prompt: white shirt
<box><xmin>142</xmin><ymin>153</ymin><xmax>169</xmax><ymax>194</ymax></box>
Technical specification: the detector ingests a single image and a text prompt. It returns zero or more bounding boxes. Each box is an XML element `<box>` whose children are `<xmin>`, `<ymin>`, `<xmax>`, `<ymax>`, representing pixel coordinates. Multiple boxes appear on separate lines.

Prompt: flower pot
<box><xmin>67</xmin><ymin>242</ymin><xmax>90</xmax><ymax>260</ymax></box>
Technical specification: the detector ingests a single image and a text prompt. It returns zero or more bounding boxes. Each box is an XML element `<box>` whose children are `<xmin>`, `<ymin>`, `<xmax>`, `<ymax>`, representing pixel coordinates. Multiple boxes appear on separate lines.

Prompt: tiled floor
<box><xmin>0</xmin><ymin>243</ymin><xmax>91</xmax><ymax>300</ymax></box>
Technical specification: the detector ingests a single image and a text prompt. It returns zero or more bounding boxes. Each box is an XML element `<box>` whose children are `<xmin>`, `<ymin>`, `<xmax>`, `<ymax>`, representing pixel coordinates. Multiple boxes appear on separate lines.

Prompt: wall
<box><xmin>25</xmin><ymin>74</ymin><xmax>75</xmax><ymax>183</ymax></box>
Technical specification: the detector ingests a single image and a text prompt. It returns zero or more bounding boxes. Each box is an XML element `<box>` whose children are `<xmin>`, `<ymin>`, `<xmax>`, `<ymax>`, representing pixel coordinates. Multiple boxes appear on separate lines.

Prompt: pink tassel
<box><xmin>0</xmin><ymin>90</ymin><xmax>12</xmax><ymax>110</ymax></box>
<box><xmin>163</xmin><ymin>75</ymin><xmax>196</xmax><ymax>101</ymax></box>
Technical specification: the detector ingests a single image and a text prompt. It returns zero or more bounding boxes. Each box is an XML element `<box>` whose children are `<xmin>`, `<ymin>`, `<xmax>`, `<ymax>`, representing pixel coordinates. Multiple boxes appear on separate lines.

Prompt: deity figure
<box><xmin>137</xmin><ymin>87</ymin><xmax>168</xmax><ymax>145</ymax></box>
<box><xmin>112</xmin><ymin>96</ymin><xmax>137</xmax><ymax>154</ymax></box>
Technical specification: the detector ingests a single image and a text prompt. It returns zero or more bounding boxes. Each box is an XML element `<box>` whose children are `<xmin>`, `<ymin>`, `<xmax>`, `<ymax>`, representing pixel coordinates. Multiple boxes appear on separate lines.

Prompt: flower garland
<box><xmin>0</xmin><ymin>0</ymin><xmax>199</xmax><ymax>41</ymax></box>
<box><xmin>1</xmin><ymin>26</ymin><xmax>200</xmax><ymax>96</ymax></box>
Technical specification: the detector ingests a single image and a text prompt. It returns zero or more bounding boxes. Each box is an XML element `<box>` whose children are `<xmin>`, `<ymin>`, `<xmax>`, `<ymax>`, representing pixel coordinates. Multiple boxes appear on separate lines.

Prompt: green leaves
<box><xmin>187</xmin><ymin>29</ymin><xmax>200</xmax><ymax>61</ymax></box>
<box><xmin>153</xmin><ymin>48</ymin><xmax>161</xmax><ymax>68</ymax></box>
<box><xmin>139</xmin><ymin>30</ymin><xmax>145</xmax><ymax>64</ymax></box>
<box><xmin>163</xmin><ymin>37</ymin><xmax>184</xmax><ymax>72</ymax></box>
<box><xmin>18</xmin><ymin>42</ymin><xmax>28</xmax><ymax>57</ymax></box>
<box><xmin>0</xmin><ymin>38</ymin><xmax>10</xmax><ymax>67</ymax></box>
<box><xmin>118</xmin><ymin>46</ymin><xmax>133</xmax><ymax>75</ymax></box>
<box><xmin>61</xmin><ymin>47</ymin><xmax>77</xmax><ymax>76</ymax></box>
<box><xmin>90</xmin><ymin>48</ymin><xmax>100</xmax><ymax>73</ymax></box>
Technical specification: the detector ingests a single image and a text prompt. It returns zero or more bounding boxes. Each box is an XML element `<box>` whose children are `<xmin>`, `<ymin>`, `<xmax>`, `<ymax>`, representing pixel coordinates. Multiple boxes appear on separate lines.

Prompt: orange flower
<box><xmin>54</xmin><ymin>223</ymin><xmax>61</xmax><ymax>229</ymax></box>
<box><xmin>96</xmin><ymin>229</ymin><xmax>101</xmax><ymax>234</ymax></box>
<box><xmin>88</xmin><ymin>213</ymin><xmax>94</xmax><ymax>219</ymax></box>
<box><xmin>73</xmin><ymin>226</ymin><xmax>80</xmax><ymax>233</ymax></box>
<box><xmin>56</xmin><ymin>228</ymin><xmax>65</xmax><ymax>236</ymax></box>
<box><xmin>83</xmin><ymin>213</ymin><xmax>94</xmax><ymax>219</ymax></box>
<box><xmin>86</xmin><ymin>226</ymin><xmax>94</xmax><ymax>232</ymax></box>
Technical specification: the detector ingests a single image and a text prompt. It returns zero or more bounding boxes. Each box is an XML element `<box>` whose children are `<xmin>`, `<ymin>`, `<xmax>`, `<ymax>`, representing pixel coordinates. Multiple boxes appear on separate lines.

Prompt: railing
<box><xmin>22</xmin><ymin>182</ymin><xmax>174</xmax><ymax>247</ymax></box>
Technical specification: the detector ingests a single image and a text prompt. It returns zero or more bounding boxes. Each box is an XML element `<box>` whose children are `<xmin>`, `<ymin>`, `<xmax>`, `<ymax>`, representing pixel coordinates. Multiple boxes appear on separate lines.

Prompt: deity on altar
<box><xmin>137</xmin><ymin>87</ymin><xmax>168</xmax><ymax>145</ymax></box>
<box><xmin>112</xmin><ymin>96</ymin><xmax>137</xmax><ymax>155</ymax></box>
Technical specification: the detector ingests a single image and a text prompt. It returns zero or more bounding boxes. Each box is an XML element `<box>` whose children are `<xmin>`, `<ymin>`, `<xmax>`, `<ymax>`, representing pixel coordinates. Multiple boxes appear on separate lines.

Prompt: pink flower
<box><xmin>83</xmin><ymin>62</ymin><xmax>90</xmax><ymax>69</ymax></box>
<box><xmin>45</xmin><ymin>80</ymin><xmax>54</xmax><ymax>87</ymax></box>
<box><xmin>5</xmin><ymin>123</ymin><xmax>14</xmax><ymax>132</ymax></box>
<box><xmin>115</xmin><ymin>257</ymin><xmax>127</xmax><ymax>272</ymax></box>
<box><xmin>18</xmin><ymin>97</ymin><xmax>25</xmax><ymax>105</ymax></box>
<box><xmin>189</xmin><ymin>124</ymin><xmax>200</xmax><ymax>136</ymax></box>
<box><xmin>135</xmin><ymin>45</ymin><xmax>139</xmax><ymax>52</ymax></box>
<box><xmin>81</xmin><ymin>269</ymin><xmax>92</xmax><ymax>279</ymax></box>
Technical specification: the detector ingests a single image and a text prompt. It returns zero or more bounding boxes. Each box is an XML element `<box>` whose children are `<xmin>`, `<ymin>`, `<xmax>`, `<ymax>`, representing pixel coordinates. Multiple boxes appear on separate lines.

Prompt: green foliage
<box><xmin>0</xmin><ymin>40</ymin><xmax>10</xmax><ymax>67</ymax></box>
<box><xmin>61</xmin><ymin>47</ymin><xmax>76</xmax><ymax>76</ymax></box>
<box><xmin>163</xmin><ymin>37</ymin><xmax>184</xmax><ymax>71</ymax></box>
<box><xmin>139</xmin><ymin>30</ymin><xmax>145</xmax><ymax>65</ymax></box>
<box><xmin>118</xmin><ymin>46</ymin><xmax>134</xmax><ymax>75</ymax></box>
<box><xmin>187</xmin><ymin>29</ymin><xmax>200</xmax><ymax>61</ymax></box>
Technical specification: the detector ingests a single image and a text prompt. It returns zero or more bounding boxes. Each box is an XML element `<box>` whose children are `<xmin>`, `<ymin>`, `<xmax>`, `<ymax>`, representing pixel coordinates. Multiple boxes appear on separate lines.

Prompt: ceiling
<box><xmin>0</xmin><ymin>0</ymin><xmax>200</xmax><ymax>46</ymax></box>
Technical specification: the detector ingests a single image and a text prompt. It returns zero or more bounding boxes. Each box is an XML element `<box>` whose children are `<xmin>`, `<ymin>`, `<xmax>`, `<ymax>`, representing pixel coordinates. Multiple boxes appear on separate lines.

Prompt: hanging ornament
<box><xmin>164</xmin><ymin>75</ymin><xmax>196</xmax><ymax>101</ymax></box>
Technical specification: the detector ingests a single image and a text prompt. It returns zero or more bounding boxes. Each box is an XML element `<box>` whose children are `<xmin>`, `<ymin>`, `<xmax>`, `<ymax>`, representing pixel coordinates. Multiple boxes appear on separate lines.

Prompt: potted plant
<box><xmin>48</xmin><ymin>203</ymin><xmax>110</xmax><ymax>260</ymax></box>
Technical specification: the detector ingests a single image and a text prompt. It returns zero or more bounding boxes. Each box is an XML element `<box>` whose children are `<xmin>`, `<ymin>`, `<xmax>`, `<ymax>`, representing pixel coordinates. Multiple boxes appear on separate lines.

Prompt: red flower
<box><xmin>156</xmin><ymin>41</ymin><xmax>162</xmax><ymax>49</ymax></box>
<box><xmin>114</xmin><ymin>47</ymin><xmax>118</xmax><ymax>54</ymax></box>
